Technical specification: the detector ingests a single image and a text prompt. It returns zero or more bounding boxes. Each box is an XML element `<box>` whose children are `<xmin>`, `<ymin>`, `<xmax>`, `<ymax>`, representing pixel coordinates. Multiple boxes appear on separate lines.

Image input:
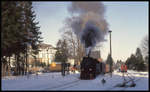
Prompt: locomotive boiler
<box><xmin>80</xmin><ymin>56</ymin><xmax>106</xmax><ymax>80</ymax></box>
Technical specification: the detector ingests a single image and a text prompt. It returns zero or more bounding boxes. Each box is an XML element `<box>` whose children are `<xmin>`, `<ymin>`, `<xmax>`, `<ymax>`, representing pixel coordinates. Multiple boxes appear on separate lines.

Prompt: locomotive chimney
<box><xmin>88</xmin><ymin>49</ymin><xmax>91</xmax><ymax>57</ymax></box>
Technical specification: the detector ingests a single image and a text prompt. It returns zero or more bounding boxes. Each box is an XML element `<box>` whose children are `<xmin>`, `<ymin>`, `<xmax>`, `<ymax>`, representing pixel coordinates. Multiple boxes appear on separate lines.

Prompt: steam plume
<box><xmin>67</xmin><ymin>2</ymin><xmax>109</xmax><ymax>56</ymax></box>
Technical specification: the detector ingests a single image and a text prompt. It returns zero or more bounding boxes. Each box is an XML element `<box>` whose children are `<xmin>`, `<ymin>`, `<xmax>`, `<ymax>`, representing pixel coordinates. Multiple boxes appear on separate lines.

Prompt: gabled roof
<box><xmin>38</xmin><ymin>43</ymin><xmax>55</xmax><ymax>49</ymax></box>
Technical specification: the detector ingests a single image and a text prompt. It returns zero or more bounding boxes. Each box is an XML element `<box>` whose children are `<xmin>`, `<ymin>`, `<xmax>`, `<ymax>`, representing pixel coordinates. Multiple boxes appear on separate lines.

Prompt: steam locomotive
<box><xmin>80</xmin><ymin>56</ymin><xmax>107</xmax><ymax>80</ymax></box>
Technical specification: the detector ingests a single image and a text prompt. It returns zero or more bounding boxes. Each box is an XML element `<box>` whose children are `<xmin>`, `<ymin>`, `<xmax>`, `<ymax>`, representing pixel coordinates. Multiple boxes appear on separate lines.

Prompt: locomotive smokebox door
<box><xmin>80</xmin><ymin>56</ymin><xmax>101</xmax><ymax>80</ymax></box>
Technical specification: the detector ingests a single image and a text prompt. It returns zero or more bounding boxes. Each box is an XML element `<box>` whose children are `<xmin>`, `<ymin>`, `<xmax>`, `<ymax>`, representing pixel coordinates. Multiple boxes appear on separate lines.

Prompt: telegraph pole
<box><xmin>109</xmin><ymin>30</ymin><xmax>112</xmax><ymax>77</ymax></box>
<box><xmin>109</xmin><ymin>30</ymin><xmax>112</xmax><ymax>57</ymax></box>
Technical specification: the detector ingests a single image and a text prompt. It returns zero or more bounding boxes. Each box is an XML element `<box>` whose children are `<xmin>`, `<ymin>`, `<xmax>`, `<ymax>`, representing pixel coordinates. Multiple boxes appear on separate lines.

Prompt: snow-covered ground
<box><xmin>2</xmin><ymin>70</ymin><xmax>149</xmax><ymax>91</ymax></box>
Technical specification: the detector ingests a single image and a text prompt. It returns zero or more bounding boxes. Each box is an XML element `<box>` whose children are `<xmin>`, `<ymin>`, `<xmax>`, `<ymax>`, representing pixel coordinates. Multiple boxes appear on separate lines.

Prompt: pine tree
<box><xmin>115</xmin><ymin>60</ymin><xmax>123</xmax><ymax>69</ymax></box>
<box><xmin>135</xmin><ymin>48</ymin><xmax>146</xmax><ymax>71</ymax></box>
<box><xmin>22</xmin><ymin>1</ymin><xmax>42</xmax><ymax>55</ymax></box>
<box><xmin>125</xmin><ymin>54</ymin><xmax>137</xmax><ymax>70</ymax></box>
<box><xmin>55</xmin><ymin>39</ymin><xmax>69</xmax><ymax>63</ymax></box>
<box><xmin>1</xmin><ymin>1</ymin><xmax>24</xmax><ymax>76</ymax></box>
<box><xmin>1</xmin><ymin>1</ymin><xmax>42</xmax><ymax>76</ymax></box>
<box><xmin>21</xmin><ymin>1</ymin><xmax>43</xmax><ymax>74</ymax></box>
<box><xmin>144</xmin><ymin>56</ymin><xmax>149</xmax><ymax>71</ymax></box>
<box><xmin>125</xmin><ymin>48</ymin><xmax>146</xmax><ymax>71</ymax></box>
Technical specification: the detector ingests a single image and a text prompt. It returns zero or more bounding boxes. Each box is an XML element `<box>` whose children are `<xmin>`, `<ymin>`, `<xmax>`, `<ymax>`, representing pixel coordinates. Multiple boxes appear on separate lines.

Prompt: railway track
<box><xmin>57</xmin><ymin>74</ymin><xmax>110</xmax><ymax>90</ymax></box>
<box><xmin>46</xmin><ymin>79</ymin><xmax>81</xmax><ymax>90</ymax></box>
<box><xmin>35</xmin><ymin>71</ymin><xmax>144</xmax><ymax>90</ymax></box>
<box><xmin>107</xmin><ymin>78</ymin><xmax>142</xmax><ymax>90</ymax></box>
<box><xmin>119</xmin><ymin>78</ymin><xmax>141</xmax><ymax>91</ymax></box>
<box><xmin>44</xmin><ymin>75</ymin><xmax>81</xmax><ymax>90</ymax></box>
<box><xmin>53</xmin><ymin>79</ymin><xmax>81</xmax><ymax>90</ymax></box>
<box><xmin>45</xmin><ymin>74</ymin><xmax>105</xmax><ymax>90</ymax></box>
<box><xmin>107</xmin><ymin>72</ymin><xmax>142</xmax><ymax>90</ymax></box>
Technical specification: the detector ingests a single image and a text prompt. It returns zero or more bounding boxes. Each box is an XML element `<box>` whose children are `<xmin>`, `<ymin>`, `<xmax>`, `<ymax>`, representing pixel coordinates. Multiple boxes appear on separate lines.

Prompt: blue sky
<box><xmin>33</xmin><ymin>1</ymin><xmax>148</xmax><ymax>62</ymax></box>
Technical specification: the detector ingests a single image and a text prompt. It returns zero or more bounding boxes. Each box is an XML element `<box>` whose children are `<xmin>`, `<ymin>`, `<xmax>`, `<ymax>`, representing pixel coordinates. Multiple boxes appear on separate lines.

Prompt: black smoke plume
<box><xmin>67</xmin><ymin>2</ymin><xmax>109</xmax><ymax>56</ymax></box>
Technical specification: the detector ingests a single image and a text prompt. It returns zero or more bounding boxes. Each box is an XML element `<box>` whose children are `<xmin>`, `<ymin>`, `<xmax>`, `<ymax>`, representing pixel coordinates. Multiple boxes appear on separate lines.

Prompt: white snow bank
<box><xmin>2</xmin><ymin>70</ymin><xmax>149</xmax><ymax>91</ymax></box>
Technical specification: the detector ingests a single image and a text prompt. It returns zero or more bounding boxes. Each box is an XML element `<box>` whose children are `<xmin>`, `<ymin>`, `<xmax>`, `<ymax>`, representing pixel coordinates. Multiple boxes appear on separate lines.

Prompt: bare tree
<box><xmin>60</xmin><ymin>22</ymin><xmax>85</xmax><ymax>65</ymax></box>
<box><xmin>76</xmin><ymin>38</ymin><xmax>85</xmax><ymax>65</ymax></box>
<box><xmin>140</xmin><ymin>35</ymin><xmax>149</xmax><ymax>57</ymax></box>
